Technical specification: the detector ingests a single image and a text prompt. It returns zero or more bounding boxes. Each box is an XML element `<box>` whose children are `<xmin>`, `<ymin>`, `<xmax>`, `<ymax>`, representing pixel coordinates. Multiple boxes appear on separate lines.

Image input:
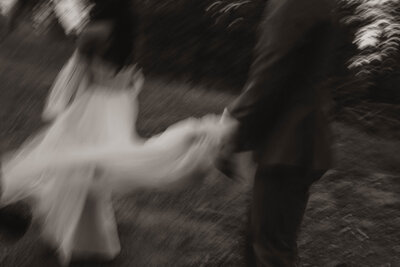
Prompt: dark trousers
<box><xmin>245</xmin><ymin>165</ymin><xmax>325</xmax><ymax>267</ymax></box>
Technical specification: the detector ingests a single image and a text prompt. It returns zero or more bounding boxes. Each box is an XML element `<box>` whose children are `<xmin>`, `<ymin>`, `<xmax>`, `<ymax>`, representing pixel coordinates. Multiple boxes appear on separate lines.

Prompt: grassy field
<box><xmin>0</xmin><ymin>27</ymin><xmax>399</xmax><ymax>267</ymax></box>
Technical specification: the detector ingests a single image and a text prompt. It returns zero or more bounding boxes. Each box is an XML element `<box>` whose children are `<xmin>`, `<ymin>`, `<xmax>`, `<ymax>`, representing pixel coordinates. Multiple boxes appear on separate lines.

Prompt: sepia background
<box><xmin>0</xmin><ymin>0</ymin><xmax>399</xmax><ymax>266</ymax></box>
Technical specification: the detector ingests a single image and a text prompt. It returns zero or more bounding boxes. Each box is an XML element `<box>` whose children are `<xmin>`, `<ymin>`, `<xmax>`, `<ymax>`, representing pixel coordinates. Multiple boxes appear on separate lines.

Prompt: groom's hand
<box><xmin>215</xmin><ymin>109</ymin><xmax>239</xmax><ymax>178</ymax></box>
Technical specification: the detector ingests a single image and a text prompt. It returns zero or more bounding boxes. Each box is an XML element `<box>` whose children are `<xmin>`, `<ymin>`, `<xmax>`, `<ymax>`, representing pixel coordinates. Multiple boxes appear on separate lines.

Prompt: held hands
<box><xmin>132</xmin><ymin>68</ymin><xmax>145</xmax><ymax>95</ymax></box>
<box><xmin>219</xmin><ymin>108</ymin><xmax>239</xmax><ymax>149</ymax></box>
<box><xmin>215</xmin><ymin>108</ymin><xmax>240</xmax><ymax>178</ymax></box>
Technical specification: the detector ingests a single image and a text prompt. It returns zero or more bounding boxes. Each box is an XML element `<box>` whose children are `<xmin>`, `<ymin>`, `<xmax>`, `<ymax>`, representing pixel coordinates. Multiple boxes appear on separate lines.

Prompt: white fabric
<box><xmin>1</xmin><ymin>52</ymin><xmax>235</xmax><ymax>265</ymax></box>
<box><xmin>42</xmin><ymin>51</ymin><xmax>89</xmax><ymax>121</ymax></box>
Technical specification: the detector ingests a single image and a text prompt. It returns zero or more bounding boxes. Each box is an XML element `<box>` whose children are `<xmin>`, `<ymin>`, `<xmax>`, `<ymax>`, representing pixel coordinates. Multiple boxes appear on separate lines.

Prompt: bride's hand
<box><xmin>215</xmin><ymin>109</ymin><xmax>239</xmax><ymax>178</ymax></box>
<box><xmin>132</xmin><ymin>69</ymin><xmax>144</xmax><ymax>95</ymax></box>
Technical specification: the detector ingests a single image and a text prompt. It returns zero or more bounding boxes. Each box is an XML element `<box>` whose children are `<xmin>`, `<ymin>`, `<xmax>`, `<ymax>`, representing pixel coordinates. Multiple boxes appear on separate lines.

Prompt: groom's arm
<box><xmin>227</xmin><ymin>0</ymin><xmax>333</xmax><ymax>151</ymax></box>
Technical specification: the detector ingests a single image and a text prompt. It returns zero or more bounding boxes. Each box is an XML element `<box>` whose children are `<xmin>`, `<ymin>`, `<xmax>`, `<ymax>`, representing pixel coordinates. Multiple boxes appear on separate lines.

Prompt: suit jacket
<box><xmin>228</xmin><ymin>0</ymin><xmax>349</xmax><ymax>171</ymax></box>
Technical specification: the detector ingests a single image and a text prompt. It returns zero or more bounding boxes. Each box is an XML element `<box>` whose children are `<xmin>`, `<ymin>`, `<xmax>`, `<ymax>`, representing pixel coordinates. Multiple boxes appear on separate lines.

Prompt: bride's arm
<box><xmin>42</xmin><ymin>51</ymin><xmax>90</xmax><ymax>121</ymax></box>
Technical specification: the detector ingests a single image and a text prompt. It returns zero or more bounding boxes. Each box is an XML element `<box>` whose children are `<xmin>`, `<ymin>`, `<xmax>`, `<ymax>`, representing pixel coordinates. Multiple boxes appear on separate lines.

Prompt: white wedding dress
<box><xmin>0</xmin><ymin>51</ymin><xmax>235</xmax><ymax>265</ymax></box>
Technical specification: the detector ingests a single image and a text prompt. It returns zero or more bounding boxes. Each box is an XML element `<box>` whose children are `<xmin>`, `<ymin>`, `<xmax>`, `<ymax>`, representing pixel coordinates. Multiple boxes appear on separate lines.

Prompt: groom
<box><xmin>220</xmin><ymin>0</ymin><xmax>350</xmax><ymax>266</ymax></box>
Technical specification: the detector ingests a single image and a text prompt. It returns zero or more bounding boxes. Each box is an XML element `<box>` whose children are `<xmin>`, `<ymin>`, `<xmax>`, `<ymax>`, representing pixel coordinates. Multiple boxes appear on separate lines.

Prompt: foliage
<box><xmin>134</xmin><ymin>0</ymin><xmax>265</xmax><ymax>90</ymax></box>
<box><xmin>3</xmin><ymin>0</ymin><xmax>400</xmax><ymax>103</ymax></box>
<box><xmin>340</xmin><ymin>0</ymin><xmax>400</xmax><ymax>103</ymax></box>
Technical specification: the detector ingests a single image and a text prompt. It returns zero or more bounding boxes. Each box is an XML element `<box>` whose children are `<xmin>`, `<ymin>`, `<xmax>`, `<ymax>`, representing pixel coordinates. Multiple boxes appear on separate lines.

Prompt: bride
<box><xmin>1</xmin><ymin>12</ymin><xmax>236</xmax><ymax>267</ymax></box>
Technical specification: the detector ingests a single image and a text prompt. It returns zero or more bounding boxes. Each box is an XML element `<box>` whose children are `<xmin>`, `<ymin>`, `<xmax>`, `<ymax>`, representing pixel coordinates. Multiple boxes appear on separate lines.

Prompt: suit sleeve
<box><xmin>228</xmin><ymin>0</ymin><xmax>332</xmax><ymax>150</ymax></box>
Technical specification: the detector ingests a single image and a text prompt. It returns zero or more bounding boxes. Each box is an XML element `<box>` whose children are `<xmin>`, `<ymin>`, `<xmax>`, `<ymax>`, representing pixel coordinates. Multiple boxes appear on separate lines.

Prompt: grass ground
<box><xmin>0</xmin><ymin>27</ymin><xmax>399</xmax><ymax>267</ymax></box>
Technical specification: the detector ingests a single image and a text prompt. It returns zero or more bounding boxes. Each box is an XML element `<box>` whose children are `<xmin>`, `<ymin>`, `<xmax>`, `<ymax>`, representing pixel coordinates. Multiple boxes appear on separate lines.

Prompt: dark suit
<box><xmin>227</xmin><ymin>0</ymin><xmax>349</xmax><ymax>265</ymax></box>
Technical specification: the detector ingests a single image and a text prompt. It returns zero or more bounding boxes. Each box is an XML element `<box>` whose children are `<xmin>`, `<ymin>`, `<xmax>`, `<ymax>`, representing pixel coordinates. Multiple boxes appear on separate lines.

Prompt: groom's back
<box><xmin>229</xmin><ymin>0</ymin><xmax>355</xmax><ymax>170</ymax></box>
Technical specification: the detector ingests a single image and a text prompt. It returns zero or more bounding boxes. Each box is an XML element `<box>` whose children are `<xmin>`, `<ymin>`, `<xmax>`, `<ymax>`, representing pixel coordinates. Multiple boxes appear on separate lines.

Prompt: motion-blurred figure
<box><xmin>0</xmin><ymin>0</ymin><xmax>138</xmax><ymax>262</ymax></box>
<box><xmin>220</xmin><ymin>0</ymin><xmax>350</xmax><ymax>265</ymax></box>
